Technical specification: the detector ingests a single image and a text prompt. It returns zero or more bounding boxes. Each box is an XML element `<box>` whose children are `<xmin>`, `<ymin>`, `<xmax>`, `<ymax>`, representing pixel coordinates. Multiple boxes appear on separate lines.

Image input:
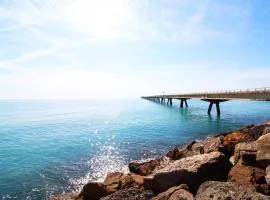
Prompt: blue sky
<box><xmin>0</xmin><ymin>0</ymin><xmax>270</xmax><ymax>99</ymax></box>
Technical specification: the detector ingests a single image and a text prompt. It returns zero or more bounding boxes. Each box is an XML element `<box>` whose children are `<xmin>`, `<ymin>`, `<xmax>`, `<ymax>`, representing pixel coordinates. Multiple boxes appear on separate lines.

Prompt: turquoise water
<box><xmin>0</xmin><ymin>98</ymin><xmax>270</xmax><ymax>199</ymax></box>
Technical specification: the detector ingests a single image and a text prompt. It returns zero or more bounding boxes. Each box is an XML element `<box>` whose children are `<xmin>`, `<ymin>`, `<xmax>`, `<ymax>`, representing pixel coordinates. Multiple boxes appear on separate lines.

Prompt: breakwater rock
<box><xmin>49</xmin><ymin>121</ymin><xmax>270</xmax><ymax>200</ymax></box>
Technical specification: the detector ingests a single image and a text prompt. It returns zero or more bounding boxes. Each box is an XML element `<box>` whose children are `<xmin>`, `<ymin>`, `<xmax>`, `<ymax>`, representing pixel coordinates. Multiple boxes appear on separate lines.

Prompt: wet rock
<box><xmin>152</xmin><ymin>184</ymin><xmax>190</xmax><ymax>200</ymax></box>
<box><xmin>129</xmin><ymin>158</ymin><xmax>161</xmax><ymax>176</ymax></box>
<box><xmin>144</xmin><ymin>151</ymin><xmax>232</xmax><ymax>194</ymax></box>
<box><xmin>49</xmin><ymin>193</ymin><xmax>81</xmax><ymax>200</ymax></box>
<box><xmin>223</xmin><ymin>132</ymin><xmax>253</xmax><ymax>156</ymax></box>
<box><xmin>103</xmin><ymin>172</ymin><xmax>144</xmax><ymax>193</ymax></box>
<box><xmin>228</xmin><ymin>164</ymin><xmax>266</xmax><ymax>192</ymax></box>
<box><xmin>100</xmin><ymin>187</ymin><xmax>154</xmax><ymax>200</ymax></box>
<box><xmin>234</xmin><ymin>133</ymin><xmax>270</xmax><ymax>168</ymax></box>
<box><xmin>77</xmin><ymin>182</ymin><xmax>108</xmax><ymax>200</ymax></box>
<box><xmin>196</xmin><ymin>181</ymin><xmax>270</xmax><ymax>200</ymax></box>
<box><xmin>266</xmin><ymin>165</ymin><xmax>270</xmax><ymax>185</ymax></box>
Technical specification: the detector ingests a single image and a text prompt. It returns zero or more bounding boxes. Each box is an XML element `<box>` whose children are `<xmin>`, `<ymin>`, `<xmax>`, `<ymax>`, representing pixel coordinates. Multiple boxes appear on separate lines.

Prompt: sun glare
<box><xmin>60</xmin><ymin>0</ymin><xmax>133</xmax><ymax>38</ymax></box>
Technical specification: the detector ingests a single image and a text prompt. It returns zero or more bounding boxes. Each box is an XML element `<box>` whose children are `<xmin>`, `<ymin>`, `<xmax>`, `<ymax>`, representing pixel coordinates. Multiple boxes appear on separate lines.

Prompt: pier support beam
<box><xmin>178</xmin><ymin>98</ymin><xmax>190</xmax><ymax>108</ymax></box>
<box><xmin>167</xmin><ymin>98</ymin><xmax>172</xmax><ymax>105</ymax></box>
<box><xmin>201</xmin><ymin>98</ymin><xmax>229</xmax><ymax>115</ymax></box>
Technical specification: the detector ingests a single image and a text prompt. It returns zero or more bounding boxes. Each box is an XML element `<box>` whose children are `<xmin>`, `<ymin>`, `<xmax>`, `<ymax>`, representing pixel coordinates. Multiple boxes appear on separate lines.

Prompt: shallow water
<box><xmin>0</xmin><ymin>98</ymin><xmax>269</xmax><ymax>199</ymax></box>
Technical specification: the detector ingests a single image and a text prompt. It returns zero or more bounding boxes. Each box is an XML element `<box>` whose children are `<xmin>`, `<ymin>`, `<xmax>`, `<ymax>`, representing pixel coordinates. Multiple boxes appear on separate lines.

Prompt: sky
<box><xmin>0</xmin><ymin>0</ymin><xmax>270</xmax><ymax>99</ymax></box>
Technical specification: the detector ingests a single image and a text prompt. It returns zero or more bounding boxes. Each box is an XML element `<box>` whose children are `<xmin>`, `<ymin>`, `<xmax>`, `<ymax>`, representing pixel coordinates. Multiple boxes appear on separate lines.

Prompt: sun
<box><xmin>60</xmin><ymin>0</ymin><xmax>133</xmax><ymax>38</ymax></box>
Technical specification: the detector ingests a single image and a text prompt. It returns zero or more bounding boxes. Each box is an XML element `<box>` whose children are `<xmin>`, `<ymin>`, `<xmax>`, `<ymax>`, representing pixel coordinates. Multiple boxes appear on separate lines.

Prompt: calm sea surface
<box><xmin>0</xmin><ymin>98</ymin><xmax>270</xmax><ymax>199</ymax></box>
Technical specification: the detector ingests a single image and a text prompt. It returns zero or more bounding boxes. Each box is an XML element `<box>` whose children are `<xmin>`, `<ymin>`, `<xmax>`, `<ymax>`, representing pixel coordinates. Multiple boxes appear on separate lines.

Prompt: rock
<box><xmin>144</xmin><ymin>151</ymin><xmax>232</xmax><ymax>194</ymax></box>
<box><xmin>196</xmin><ymin>181</ymin><xmax>270</xmax><ymax>200</ymax></box>
<box><xmin>100</xmin><ymin>187</ymin><xmax>154</xmax><ymax>200</ymax></box>
<box><xmin>242</xmin><ymin>124</ymin><xmax>269</xmax><ymax>139</ymax></box>
<box><xmin>77</xmin><ymin>182</ymin><xmax>108</xmax><ymax>200</ymax></box>
<box><xmin>228</xmin><ymin>164</ymin><xmax>266</xmax><ymax>192</ymax></box>
<box><xmin>49</xmin><ymin>193</ymin><xmax>81</xmax><ymax>200</ymax></box>
<box><xmin>234</xmin><ymin>133</ymin><xmax>270</xmax><ymax>168</ymax></box>
<box><xmin>152</xmin><ymin>184</ymin><xmax>190</xmax><ymax>200</ymax></box>
<box><xmin>263</xmin><ymin>127</ymin><xmax>270</xmax><ymax>135</ymax></box>
<box><xmin>103</xmin><ymin>172</ymin><xmax>144</xmax><ymax>193</ymax></box>
<box><xmin>165</xmin><ymin>141</ymin><xmax>203</xmax><ymax>161</ymax></box>
<box><xmin>129</xmin><ymin>158</ymin><xmax>161</xmax><ymax>176</ymax></box>
<box><xmin>104</xmin><ymin>172</ymin><xmax>123</xmax><ymax>193</ymax></box>
<box><xmin>168</xmin><ymin>188</ymin><xmax>194</xmax><ymax>200</ymax></box>
<box><xmin>256</xmin><ymin>184</ymin><xmax>270</xmax><ymax>196</ymax></box>
<box><xmin>223</xmin><ymin>132</ymin><xmax>253</xmax><ymax>156</ymax></box>
<box><xmin>266</xmin><ymin>165</ymin><xmax>270</xmax><ymax>185</ymax></box>
<box><xmin>203</xmin><ymin>135</ymin><xmax>224</xmax><ymax>153</ymax></box>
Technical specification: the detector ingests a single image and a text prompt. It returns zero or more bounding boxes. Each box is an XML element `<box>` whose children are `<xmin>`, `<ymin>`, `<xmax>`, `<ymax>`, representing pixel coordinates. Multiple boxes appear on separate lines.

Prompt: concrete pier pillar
<box><xmin>208</xmin><ymin>102</ymin><xmax>213</xmax><ymax>114</ymax></box>
<box><xmin>179</xmin><ymin>98</ymin><xmax>190</xmax><ymax>108</ymax></box>
<box><xmin>202</xmin><ymin>98</ymin><xmax>229</xmax><ymax>115</ymax></box>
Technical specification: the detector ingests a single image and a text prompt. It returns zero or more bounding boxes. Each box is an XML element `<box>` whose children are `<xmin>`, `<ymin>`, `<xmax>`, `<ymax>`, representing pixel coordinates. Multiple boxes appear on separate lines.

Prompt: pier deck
<box><xmin>142</xmin><ymin>87</ymin><xmax>270</xmax><ymax>114</ymax></box>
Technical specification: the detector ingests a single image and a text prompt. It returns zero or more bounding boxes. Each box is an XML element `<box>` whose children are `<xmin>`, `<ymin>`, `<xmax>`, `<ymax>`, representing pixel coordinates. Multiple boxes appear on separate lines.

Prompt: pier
<box><xmin>142</xmin><ymin>87</ymin><xmax>270</xmax><ymax>115</ymax></box>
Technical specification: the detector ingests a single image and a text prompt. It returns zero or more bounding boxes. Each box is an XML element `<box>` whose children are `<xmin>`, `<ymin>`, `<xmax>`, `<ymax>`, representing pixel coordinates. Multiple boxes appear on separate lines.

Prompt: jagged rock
<box><xmin>228</xmin><ymin>164</ymin><xmax>266</xmax><ymax>192</ymax></box>
<box><xmin>196</xmin><ymin>181</ymin><xmax>270</xmax><ymax>200</ymax></box>
<box><xmin>165</xmin><ymin>141</ymin><xmax>203</xmax><ymax>161</ymax></box>
<box><xmin>100</xmin><ymin>187</ymin><xmax>154</xmax><ymax>200</ymax></box>
<box><xmin>266</xmin><ymin>165</ymin><xmax>270</xmax><ymax>185</ymax></box>
<box><xmin>77</xmin><ymin>182</ymin><xmax>108</xmax><ymax>200</ymax></box>
<box><xmin>234</xmin><ymin>133</ymin><xmax>270</xmax><ymax>168</ymax></box>
<box><xmin>103</xmin><ymin>172</ymin><xmax>144</xmax><ymax>193</ymax></box>
<box><xmin>129</xmin><ymin>158</ymin><xmax>161</xmax><ymax>176</ymax></box>
<box><xmin>242</xmin><ymin>124</ymin><xmax>270</xmax><ymax>139</ymax></box>
<box><xmin>49</xmin><ymin>193</ymin><xmax>81</xmax><ymax>200</ymax></box>
<box><xmin>167</xmin><ymin>188</ymin><xmax>194</xmax><ymax>200</ymax></box>
<box><xmin>152</xmin><ymin>184</ymin><xmax>190</xmax><ymax>200</ymax></box>
<box><xmin>144</xmin><ymin>151</ymin><xmax>232</xmax><ymax>194</ymax></box>
<box><xmin>203</xmin><ymin>135</ymin><xmax>224</xmax><ymax>153</ymax></box>
<box><xmin>223</xmin><ymin>132</ymin><xmax>253</xmax><ymax>156</ymax></box>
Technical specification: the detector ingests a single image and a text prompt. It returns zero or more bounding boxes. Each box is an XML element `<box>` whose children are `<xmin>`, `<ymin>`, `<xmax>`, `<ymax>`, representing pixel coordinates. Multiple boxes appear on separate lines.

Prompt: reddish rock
<box><xmin>144</xmin><ymin>151</ymin><xmax>232</xmax><ymax>194</ymax></box>
<box><xmin>103</xmin><ymin>172</ymin><xmax>144</xmax><ymax>193</ymax></box>
<box><xmin>223</xmin><ymin>132</ymin><xmax>253</xmax><ymax>155</ymax></box>
<box><xmin>77</xmin><ymin>182</ymin><xmax>108</xmax><ymax>200</ymax></box>
<box><xmin>168</xmin><ymin>188</ymin><xmax>194</xmax><ymax>200</ymax></box>
<box><xmin>228</xmin><ymin>164</ymin><xmax>266</xmax><ymax>192</ymax></box>
<box><xmin>234</xmin><ymin>133</ymin><xmax>270</xmax><ymax>168</ymax></box>
<box><xmin>152</xmin><ymin>185</ymin><xmax>190</xmax><ymax>200</ymax></box>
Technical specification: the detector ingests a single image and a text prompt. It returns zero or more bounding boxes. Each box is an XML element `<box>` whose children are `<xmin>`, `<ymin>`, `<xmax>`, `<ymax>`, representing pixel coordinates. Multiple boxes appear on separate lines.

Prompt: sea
<box><xmin>0</xmin><ymin>98</ymin><xmax>269</xmax><ymax>199</ymax></box>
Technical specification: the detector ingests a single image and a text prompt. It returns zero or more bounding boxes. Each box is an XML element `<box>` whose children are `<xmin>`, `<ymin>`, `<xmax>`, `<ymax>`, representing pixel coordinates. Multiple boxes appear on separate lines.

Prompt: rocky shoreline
<box><xmin>50</xmin><ymin>121</ymin><xmax>270</xmax><ymax>200</ymax></box>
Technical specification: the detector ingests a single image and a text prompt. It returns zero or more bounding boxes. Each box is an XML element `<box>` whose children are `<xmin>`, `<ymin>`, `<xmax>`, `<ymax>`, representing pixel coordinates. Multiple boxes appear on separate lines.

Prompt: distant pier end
<box><xmin>142</xmin><ymin>87</ymin><xmax>270</xmax><ymax>115</ymax></box>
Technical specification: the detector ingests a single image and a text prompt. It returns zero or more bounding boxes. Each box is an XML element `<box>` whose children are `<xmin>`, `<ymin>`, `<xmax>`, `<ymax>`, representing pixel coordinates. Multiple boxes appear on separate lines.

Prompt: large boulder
<box><xmin>234</xmin><ymin>133</ymin><xmax>270</xmax><ymax>168</ymax></box>
<box><xmin>196</xmin><ymin>181</ymin><xmax>270</xmax><ymax>200</ymax></box>
<box><xmin>152</xmin><ymin>184</ymin><xmax>194</xmax><ymax>200</ymax></box>
<box><xmin>77</xmin><ymin>182</ymin><xmax>108</xmax><ymax>200</ymax></box>
<box><xmin>228</xmin><ymin>164</ymin><xmax>266</xmax><ymax>193</ymax></box>
<box><xmin>100</xmin><ymin>187</ymin><xmax>154</xmax><ymax>200</ymax></box>
<box><xmin>144</xmin><ymin>151</ymin><xmax>232</xmax><ymax>194</ymax></box>
<box><xmin>103</xmin><ymin>172</ymin><xmax>144</xmax><ymax>193</ymax></box>
<box><xmin>223</xmin><ymin>132</ymin><xmax>253</xmax><ymax>156</ymax></box>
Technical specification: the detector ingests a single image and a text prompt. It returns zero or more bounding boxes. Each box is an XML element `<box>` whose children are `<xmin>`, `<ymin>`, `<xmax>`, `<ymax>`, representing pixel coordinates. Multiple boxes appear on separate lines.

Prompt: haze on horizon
<box><xmin>0</xmin><ymin>0</ymin><xmax>270</xmax><ymax>99</ymax></box>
